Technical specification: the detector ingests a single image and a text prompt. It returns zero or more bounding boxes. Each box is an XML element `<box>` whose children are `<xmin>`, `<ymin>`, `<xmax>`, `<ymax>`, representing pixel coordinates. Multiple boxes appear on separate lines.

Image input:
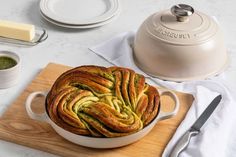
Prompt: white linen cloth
<box><xmin>89</xmin><ymin>32</ymin><xmax>236</xmax><ymax>157</ymax></box>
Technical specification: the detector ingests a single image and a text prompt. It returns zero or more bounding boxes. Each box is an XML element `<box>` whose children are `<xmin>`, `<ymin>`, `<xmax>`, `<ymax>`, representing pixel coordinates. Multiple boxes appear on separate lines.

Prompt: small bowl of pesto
<box><xmin>0</xmin><ymin>51</ymin><xmax>20</xmax><ymax>89</ymax></box>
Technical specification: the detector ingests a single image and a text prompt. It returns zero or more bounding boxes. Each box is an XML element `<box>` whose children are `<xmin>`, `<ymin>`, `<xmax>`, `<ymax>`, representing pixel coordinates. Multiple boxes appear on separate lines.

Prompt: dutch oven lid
<box><xmin>145</xmin><ymin>4</ymin><xmax>219</xmax><ymax>45</ymax></box>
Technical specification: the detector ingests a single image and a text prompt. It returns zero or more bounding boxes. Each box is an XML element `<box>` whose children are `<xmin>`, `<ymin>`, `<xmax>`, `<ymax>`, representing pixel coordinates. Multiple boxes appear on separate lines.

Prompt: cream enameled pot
<box><xmin>134</xmin><ymin>4</ymin><xmax>228</xmax><ymax>81</ymax></box>
<box><xmin>25</xmin><ymin>89</ymin><xmax>179</xmax><ymax>148</ymax></box>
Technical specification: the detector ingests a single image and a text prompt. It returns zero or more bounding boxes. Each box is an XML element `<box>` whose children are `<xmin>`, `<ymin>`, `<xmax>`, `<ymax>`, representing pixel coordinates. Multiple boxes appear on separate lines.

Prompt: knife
<box><xmin>169</xmin><ymin>95</ymin><xmax>222</xmax><ymax>157</ymax></box>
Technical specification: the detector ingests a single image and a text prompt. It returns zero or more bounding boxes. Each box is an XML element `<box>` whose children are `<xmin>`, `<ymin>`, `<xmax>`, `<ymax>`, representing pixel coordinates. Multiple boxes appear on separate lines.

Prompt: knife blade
<box><xmin>169</xmin><ymin>95</ymin><xmax>222</xmax><ymax>157</ymax></box>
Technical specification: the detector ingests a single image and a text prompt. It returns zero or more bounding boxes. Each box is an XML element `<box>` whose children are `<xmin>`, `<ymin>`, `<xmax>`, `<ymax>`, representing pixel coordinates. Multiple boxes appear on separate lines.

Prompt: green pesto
<box><xmin>0</xmin><ymin>56</ymin><xmax>17</xmax><ymax>70</ymax></box>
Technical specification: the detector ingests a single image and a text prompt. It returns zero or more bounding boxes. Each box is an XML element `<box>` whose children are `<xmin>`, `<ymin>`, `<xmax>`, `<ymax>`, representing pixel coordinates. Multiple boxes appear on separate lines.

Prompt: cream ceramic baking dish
<box><xmin>25</xmin><ymin>89</ymin><xmax>179</xmax><ymax>148</ymax></box>
<box><xmin>134</xmin><ymin>4</ymin><xmax>228</xmax><ymax>81</ymax></box>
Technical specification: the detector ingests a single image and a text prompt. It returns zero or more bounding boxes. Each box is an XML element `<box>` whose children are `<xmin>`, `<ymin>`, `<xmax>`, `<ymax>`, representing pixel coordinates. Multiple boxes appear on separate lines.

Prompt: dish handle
<box><xmin>157</xmin><ymin>89</ymin><xmax>180</xmax><ymax>120</ymax></box>
<box><xmin>25</xmin><ymin>91</ymin><xmax>48</xmax><ymax>122</ymax></box>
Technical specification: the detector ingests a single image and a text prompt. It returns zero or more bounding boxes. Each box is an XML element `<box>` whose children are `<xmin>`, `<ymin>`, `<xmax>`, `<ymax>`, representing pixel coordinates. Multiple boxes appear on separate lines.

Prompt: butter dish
<box><xmin>0</xmin><ymin>20</ymin><xmax>47</xmax><ymax>46</ymax></box>
<box><xmin>0</xmin><ymin>28</ymin><xmax>47</xmax><ymax>46</ymax></box>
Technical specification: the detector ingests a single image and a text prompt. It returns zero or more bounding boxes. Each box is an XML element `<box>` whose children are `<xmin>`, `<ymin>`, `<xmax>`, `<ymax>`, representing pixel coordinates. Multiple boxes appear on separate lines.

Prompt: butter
<box><xmin>0</xmin><ymin>20</ymin><xmax>35</xmax><ymax>41</ymax></box>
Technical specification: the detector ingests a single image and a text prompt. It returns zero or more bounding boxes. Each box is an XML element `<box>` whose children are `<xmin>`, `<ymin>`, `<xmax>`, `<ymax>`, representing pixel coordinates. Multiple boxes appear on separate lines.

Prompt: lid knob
<box><xmin>171</xmin><ymin>4</ymin><xmax>194</xmax><ymax>22</ymax></box>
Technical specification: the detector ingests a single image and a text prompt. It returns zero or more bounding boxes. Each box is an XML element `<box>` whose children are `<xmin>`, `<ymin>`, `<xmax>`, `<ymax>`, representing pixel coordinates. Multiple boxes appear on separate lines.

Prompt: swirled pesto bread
<box><xmin>46</xmin><ymin>66</ymin><xmax>160</xmax><ymax>137</ymax></box>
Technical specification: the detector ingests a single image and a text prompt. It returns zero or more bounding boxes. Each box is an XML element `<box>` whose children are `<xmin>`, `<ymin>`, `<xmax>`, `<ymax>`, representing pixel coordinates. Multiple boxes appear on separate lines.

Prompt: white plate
<box><xmin>40</xmin><ymin>0</ymin><xmax>119</xmax><ymax>25</ymax></box>
<box><xmin>40</xmin><ymin>9</ymin><xmax>120</xmax><ymax>29</ymax></box>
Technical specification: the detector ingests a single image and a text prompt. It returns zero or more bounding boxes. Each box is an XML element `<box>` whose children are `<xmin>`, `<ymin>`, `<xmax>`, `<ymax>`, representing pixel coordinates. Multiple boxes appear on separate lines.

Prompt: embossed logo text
<box><xmin>156</xmin><ymin>28</ymin><xmax>190</xmax><ymax>39</ymax></box>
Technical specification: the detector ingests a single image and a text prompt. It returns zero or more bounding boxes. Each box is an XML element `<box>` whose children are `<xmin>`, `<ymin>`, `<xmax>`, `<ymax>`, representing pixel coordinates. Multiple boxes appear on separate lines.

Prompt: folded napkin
<box><xmin>90</xmin><ymin>32</ymin><xmax>236</xmax><ymax>157</ymax></box>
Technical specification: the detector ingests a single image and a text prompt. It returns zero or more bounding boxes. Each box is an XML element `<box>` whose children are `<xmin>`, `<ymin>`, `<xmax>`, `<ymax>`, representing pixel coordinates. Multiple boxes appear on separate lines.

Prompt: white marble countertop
<box><xmin>0</xmin><ymin>0</ymin><xmax>235</xmax><ymax>156</ymax></box>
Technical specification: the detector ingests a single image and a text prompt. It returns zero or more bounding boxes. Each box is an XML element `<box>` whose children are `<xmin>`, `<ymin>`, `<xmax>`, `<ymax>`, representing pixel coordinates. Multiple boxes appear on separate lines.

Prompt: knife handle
<box><xmin>169</xmin><ymin>130</ymin><xmax>199</xmax><ymax>157</ymax></box>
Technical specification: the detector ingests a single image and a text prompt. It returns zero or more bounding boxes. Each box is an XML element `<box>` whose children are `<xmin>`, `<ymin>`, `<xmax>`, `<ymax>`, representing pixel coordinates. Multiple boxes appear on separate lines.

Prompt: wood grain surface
<box><xmin>0</xmin><ymin>63</ymin><xmax>194</xmax><ymax>157</ymax></box>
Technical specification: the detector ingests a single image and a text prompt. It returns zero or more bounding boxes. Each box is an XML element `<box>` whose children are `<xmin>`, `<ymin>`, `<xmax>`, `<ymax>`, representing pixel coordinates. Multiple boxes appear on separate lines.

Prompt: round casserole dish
<box><xmin>25</xmin><ymin>65</ymin><xmax>180</xmax><ymax>148</ymax></box>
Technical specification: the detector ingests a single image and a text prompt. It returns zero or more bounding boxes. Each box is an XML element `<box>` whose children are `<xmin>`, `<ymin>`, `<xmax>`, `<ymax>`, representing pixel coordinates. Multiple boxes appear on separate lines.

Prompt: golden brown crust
<box><xmin>46</xmin><ymin>66</ymin><xmax>160</xmax><ymax>137</ymax></box>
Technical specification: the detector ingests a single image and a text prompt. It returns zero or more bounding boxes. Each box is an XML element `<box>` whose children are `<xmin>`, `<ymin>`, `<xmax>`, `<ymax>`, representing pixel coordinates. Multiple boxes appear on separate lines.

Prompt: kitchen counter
<box><xmin>0</xmin><ymin>0</ymin><xmax>235</xmax><ymax>156</ymax></box>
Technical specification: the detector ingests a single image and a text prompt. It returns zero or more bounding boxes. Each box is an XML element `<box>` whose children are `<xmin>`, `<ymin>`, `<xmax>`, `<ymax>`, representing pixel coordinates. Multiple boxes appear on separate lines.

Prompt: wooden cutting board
<box><xmin>0</xmin><ymin>63</ymin><xmax>194</xmax><ymax>157</ymax></box>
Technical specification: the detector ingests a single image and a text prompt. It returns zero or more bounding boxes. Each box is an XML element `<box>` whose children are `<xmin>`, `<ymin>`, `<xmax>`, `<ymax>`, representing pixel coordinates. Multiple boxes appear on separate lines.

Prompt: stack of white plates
<box><xmin>39</xmin><ymin>0</ymin><xmax>120</xmax><ymax>29</ymax></box>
